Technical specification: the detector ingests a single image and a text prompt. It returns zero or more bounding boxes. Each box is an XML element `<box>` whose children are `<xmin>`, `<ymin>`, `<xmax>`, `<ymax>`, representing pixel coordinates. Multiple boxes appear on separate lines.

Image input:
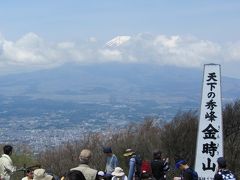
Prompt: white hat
<box><xmin>33</xmin><ymin>168</ymin><xmax>53</xmax><ymax>180</ymax></box>
<box><xmin>98</xmin><ymin>171</ymin><xmax>105</xmax><ymax>176</ymax></box>
<box><xmin>111</xmin><ymin>167</ymin><xmax>125</xmax><ymax>177</ymax></box>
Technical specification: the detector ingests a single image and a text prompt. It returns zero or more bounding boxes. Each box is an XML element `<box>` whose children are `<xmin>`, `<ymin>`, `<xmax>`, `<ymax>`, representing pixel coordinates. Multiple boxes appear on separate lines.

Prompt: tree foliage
<box><xmin>5</xmin><ymin>99</ymin><xmax>240</xmax><ymax>179</ymax></box>
<box><xmin>222</xmin><ymin>99</ymin><xmax>240</xmax><ymax>177</ymax></box>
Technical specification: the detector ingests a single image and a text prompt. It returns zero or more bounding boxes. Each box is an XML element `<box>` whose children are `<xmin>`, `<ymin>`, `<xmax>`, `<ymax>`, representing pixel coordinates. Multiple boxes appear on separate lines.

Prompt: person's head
<box><xmin>123</xmin><ymin>149</ymin><xmax>135</xmax><ymax>157</ymax></box>
<box><xmin>26</xmin><ymin>169</ymin><xmax>34</xmax><ymax>179</ymax></box>
<box><xmin>103</xmin><ymin>147</ymin><xmax>112</xmax><ymax>156</ymax></box>
<box><xmin>65</xmin><ymin>170</ymin><xmax>86</xmax><ymax>180</ymax></box>
<box><xmin>97</xmin><ymin>171</ymin><xmax>105</xmax><ymax>180</ymax></box>
<box><xmin>111</xmin><ymin>167</ymin><xmax>125</xmax><ymax>178</ymax></box>
<box><xmin>33</xmin><ymin>168</ymin><xmax>53</xmax><ymax>180</ymax></box>
<box><xmin>123</xmin><ymin>149</ymin><xmax>135</xmax><ymax>163</ymax></box>
<box><xmin>153</xmin><ymin>150</ymin><xmax>162</xmax><ymax>160</ymax></box>
<box><xmin>3</xmin><ymin>145</ymin><xmax>13</xmax><ymax>155</ymax></box>
<box><xmin>79</xmin><ymin>149</ymin><xmax>92</xmax><ymax>164</ymax></box>
<box><xmin>175</xmin><ymin>159</ymin><xmax>188</xmax><ymax>171</ymax></box>
<box><xmin>217</xmin><ymin>157</ymin><xmax>227</xmax><ymax>169</ymax></box>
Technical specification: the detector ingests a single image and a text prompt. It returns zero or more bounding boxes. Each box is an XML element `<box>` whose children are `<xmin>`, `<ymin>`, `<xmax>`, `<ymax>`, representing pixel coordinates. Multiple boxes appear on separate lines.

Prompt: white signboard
<box><xmin>195</xmin><ymin>64</ymin><xmax>223</xmax><ymax>179</ymax></box>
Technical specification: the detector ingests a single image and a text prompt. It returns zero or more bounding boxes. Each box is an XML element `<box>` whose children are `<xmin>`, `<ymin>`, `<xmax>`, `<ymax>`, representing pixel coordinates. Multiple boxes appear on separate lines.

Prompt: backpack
<box><xmin>151</xmin><ymin>159</ymin><xmax>166</xmax><ymax>179</ymax></box>
<box><xmin>218</xmin><ymin>170</ymin><xmax>236</xmax><ymax>180</ymax></box>
<box><xmin>141</xmin><ymin>160</ymin><xmax>152</xmax><ymax>178</ymax></box>
<box><xmin>184</xmin><ymin>168</ymin><xmax>198</xmax><ymax>180</ymax></box>
<box><xmin>134</xmin><ymin>154</ymin><xmax>142</xmax><ymax>177</ymax></box>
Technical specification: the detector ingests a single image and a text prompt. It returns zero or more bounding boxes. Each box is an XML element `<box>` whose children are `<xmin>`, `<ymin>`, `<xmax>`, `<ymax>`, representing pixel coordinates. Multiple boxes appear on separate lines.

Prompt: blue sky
<box><xmin>1</xmin><ymin>0</ymin><xmax>239</xmax><ymax>41</ymax></box>
<box><xmin>0</xmin><ymin>0</ymin><xmax>240</xmax><ymax>77</ymax></box>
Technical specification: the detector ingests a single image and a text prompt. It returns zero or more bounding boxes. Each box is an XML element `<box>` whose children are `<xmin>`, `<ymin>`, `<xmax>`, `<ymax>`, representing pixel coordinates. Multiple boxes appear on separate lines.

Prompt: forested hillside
<box><xmin>5</xmin><ymin>99</ymin><xmax>240</xmax><ymax>179</ymax></box>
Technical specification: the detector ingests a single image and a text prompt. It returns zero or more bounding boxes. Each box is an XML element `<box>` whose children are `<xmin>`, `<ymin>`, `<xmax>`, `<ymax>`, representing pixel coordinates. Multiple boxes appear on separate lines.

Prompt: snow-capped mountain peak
<box><xmin>105</xmin><ymin>36</ymin><xmax>131</xmax><ymax>48</ymax></box>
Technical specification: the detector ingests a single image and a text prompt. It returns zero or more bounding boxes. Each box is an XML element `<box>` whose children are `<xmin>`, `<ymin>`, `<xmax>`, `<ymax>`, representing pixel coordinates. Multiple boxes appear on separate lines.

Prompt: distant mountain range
<box><xmin>0</xmin><ymin>63</ymin><xmax>239</xmax><ymax>148</ymax></box>
<box><xmin>1</xmin><ymin>63</ymin><xmax>240</xmax><ymax>123</ymax></box>
<box><xmin>0</xmin><ymin>63</ymin><xmax>239</xmax><ymax>101</ymax></box>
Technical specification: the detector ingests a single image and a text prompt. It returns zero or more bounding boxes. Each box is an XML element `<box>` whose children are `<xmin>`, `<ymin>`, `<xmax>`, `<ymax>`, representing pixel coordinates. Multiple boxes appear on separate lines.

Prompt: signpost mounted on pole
<box><xmin>195</xmin><ymin>64</ymin><xmax>223</xmax><ymax>179</ymax></box>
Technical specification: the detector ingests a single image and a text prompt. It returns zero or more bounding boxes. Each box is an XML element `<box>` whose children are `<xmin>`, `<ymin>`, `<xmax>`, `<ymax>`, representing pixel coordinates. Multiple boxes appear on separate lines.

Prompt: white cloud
<box><xmin>57</xmin><ymin>42</ymin><xmax>75</xmax><ymax>49</ymax></box>
<box><xmin>1</xmin><ymin>33</ymin><xmax>56</xmax><ymax>65</ymax></box>
<box><xmin>99</xmin><ymin>49</ymin><xmax>122</xmax><ymax>61</ymax></box>
<box><xmin>225</xmin><ymin>42</ymin><xmax>240</xmax><ymax>61</ymax></box>
<box><xmin>88</xmin><ymin>37</ymin><xmax>97</xmax><ymax>43</ymax></box>
<box><xmin>0</xmin><ymin>32</ymin><xmax>240</xmax><ymax>75</ymax></box>
<box><xmin>154</xmin><ymin>35</ymin><xmax>180</xmax><ymax>48</ymax></box>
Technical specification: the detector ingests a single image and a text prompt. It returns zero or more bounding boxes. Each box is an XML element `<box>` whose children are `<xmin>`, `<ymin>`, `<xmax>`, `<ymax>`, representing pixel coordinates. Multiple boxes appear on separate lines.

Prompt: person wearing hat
<box><xmin>97</xmin><ymin>171</ymin><xmax>105</xmax><ymax>180</ymax></box>
<box><xmin>22</xmin><ymin>168</ymin><xmax>34</xmax><ymax>180</ymax></box>
<box><xmin>103</xmin><ymin>147</ymin><xmax>119</xmax><ymax>179</ymax></box>
<box><xmin>173</xmin><ymin>159</ymin><xmax>198</xmax><ymax>180</ymax></box>
<box><xmin>71</xmin><ymin>149</ymin><xmax>98</xmax><ymax>180</ymax></box>
<box><xmin>33</xmin><ymin>168</ymin><xmax>53</xmax><ymax>180</ymax></box>
<box><xmin>0</xmin><ymin>145</ymin><xmax>16</xmax><ymax>180</ymax></box>
<box><xmin>111</xmin><ymin>167</ymin><xmax>127</xmax><ymax>180</ymax></box>
<box><xmin>123</xmin><ymin>149</ymin><xmax>140</xmax><ymax>180</ymax></box>
<box><xmin>214</xmin><ymin>157</ymin><xmax>236</xmax><ymax>180</ymax></box>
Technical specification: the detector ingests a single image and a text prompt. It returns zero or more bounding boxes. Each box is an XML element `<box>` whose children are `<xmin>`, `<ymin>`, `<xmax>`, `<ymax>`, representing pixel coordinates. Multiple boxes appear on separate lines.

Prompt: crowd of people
<box><xmin>0</xmin><ymin>145</ymin><xmax>237</xmax><ymax>180</ymax></box>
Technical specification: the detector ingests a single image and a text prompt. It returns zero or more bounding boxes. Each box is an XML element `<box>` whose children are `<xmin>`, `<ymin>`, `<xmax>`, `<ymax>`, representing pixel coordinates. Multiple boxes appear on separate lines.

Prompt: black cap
<box><xmin>217</xmin><ymin>157</ymin><xmax>226</xmax><ymax>168</ymax></box>
<box><xmin>103</xmin><ymin>147</ymin><xmax>112</xmax><ymax>153</ymax></box>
